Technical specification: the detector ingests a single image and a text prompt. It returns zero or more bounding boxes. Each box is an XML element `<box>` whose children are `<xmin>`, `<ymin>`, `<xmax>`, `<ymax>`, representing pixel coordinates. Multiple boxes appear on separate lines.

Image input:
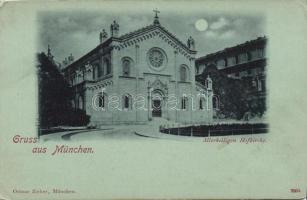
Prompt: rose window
<box><xmin>148</xmin><ymin>49</ymin><xmax>164</xmax><ymax>68</ymax></box>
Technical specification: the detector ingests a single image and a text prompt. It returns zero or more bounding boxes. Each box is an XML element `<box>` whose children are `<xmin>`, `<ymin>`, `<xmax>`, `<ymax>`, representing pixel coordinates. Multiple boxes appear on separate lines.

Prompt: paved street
<box><xmin>40</xmin><ymin>126</ymin><xmax>151</xmax><ymax>142</ymax></box>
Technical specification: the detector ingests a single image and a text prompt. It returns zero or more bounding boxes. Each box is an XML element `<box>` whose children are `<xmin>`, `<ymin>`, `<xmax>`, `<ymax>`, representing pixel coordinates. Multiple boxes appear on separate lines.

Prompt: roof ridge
<box><xmin>119</xmin><ymin>23</ymin><xmax>191</xmax><ymax>52</ymax></box>
<box><xmin>119</xmin><ymin>24</ymin><xmax>155</xmax><ymax>39</ymax></box>
<box><xmin>196</xmin><ymin>36</ymin><xmax>267</xmax><ymax>61</ymax></box>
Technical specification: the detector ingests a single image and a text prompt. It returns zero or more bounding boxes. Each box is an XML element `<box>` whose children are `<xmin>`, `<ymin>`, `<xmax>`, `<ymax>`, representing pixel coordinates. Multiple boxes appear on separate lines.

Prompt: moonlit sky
<box><xmin>38</xmin><ymin>10</ymin><xmax>265</xmax><ymax>64</ymax></box>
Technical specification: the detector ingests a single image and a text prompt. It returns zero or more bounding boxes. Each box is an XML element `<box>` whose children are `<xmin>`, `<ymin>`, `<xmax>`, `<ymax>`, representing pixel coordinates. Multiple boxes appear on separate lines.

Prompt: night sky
<box><xmin>38</xmin><ymin>9</ymin><xmax>265</xmax><ymax>64</ymax></box>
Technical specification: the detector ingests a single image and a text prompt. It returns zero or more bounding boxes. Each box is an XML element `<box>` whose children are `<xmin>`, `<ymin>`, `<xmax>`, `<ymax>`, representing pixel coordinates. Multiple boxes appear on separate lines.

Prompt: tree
<box><xmin>197</xmin><ymin>64</ymin><xmax>250</xmax><ymax>119</ymax></box>
<box><xmin>37</xmin><ymin>52</ymin><xmax>90</xmax><ymax>131</ymax></box>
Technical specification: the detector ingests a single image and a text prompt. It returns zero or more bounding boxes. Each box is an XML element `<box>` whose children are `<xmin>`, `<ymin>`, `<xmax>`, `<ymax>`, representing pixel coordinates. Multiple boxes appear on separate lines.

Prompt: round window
<box><xmin>147</xmin><ymin>47</ymin><xmax>167</xmax><ymax>71</ymax></box>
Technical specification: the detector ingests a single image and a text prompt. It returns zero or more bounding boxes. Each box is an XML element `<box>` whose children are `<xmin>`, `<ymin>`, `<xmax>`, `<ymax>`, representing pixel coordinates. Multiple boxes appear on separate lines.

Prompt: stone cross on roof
<box><xmin>153</xmin><ymin>9</ymin><xmax>160</xmax><ymax>25</ymax></box>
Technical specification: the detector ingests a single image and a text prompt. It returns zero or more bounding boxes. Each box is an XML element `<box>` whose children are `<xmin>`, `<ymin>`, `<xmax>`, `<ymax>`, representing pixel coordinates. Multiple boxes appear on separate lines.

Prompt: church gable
<box><xmin>116</xmin><ymin>25</ymin><xmax>196</xmax><ymax>60</ymax></box>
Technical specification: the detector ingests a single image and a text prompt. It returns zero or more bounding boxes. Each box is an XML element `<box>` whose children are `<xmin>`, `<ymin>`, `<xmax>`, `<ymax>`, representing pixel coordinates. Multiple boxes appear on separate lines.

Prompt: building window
<box><xmin>198</xmin><ymin>64</ymin><xmax>206</xmax><ymax>74</ymax></box>
<box><xmin>239</xmin><ymin>53</ymin><xmax>248</xmax><ymax>63</ymax></box>
<box><xmin>98</xmin><ymin>63</ymin><xmax>103</xmax><ymax>77</ymax></box>
<box><xmin>251</xmin><ymin>49</ymin><xmax>259</xmax><ymax>60</ymax></box>
<box><xmin>224</xmin><ymin>58</ymin><xmax>228</xmax><ymax>66</ymax></box>
<box><xmin>216</xmin><ymin>59</ymin><xmax>226</xmax><ymax>67</ymax></box>
<box><xmin>261</xmin><ymin>79</ymin><xmax>266</xmax><ymax>92</ymax></box>
<box><xmin>93</xmin><ymin>64</ymin><xmax>100</xmax><ymax>80</ymax></box>
<box><xmin>82</xmin><ymin>69</ymin><xmax>85</xmax><ymax>81</ymax></box>
<box><xmin>99</xmin><ymin>94</ymin><xmax>105</xmax><ymax>108</ymax></box>
<box><xmin>97</xmin><ymin>92</ymin><xmax>108</xmax><ymax>109</ymax></box>
<box><xmin>252</xmin><ymin>79</ymin><xmax>257</xmax><ymax>87</ymax></box>
<box><xmin>122</xmin><ymin>58</ymin><xmax>132</xmax><ymax>76</ymax></box>
<box><xmin>247</xmin><ymin>52</ymin><xmax>252</xmax><ymax>61</ymax></box>
<box><xmin>181</xmin><ymin>97</ymin><xmax>188</xmax><ymax>110</ymax></box>
<box><xmin>257</xmin><ymin>78</ymin><xmax>262</xmax><ymax>91</ymax></box>
<box><xmin>124</xmin><ymin>96</ymin><xmax>129</xmax><ymax>109</ymax></box>
<box><xmin>227</xmin><ymin>56</ymin><xmax>236</xmax><ymax>66</ymax></box>
<box><xmin>123</xmin><ymin>94</ymin><xmax>132</xmax><ymax>110</ymax></box>
<box><xmin>105</xmin><ymin>59</ymin><xmax>111</xmax><ymax>75</ymax></box>
<box><xmin>199</xmin><ymin>97</ymin><xmax>206</xmax><ymax>110</ymax></box>
<box><xmin>123</xmin><ymin>60</ymin><xmax>130</xmax><ymax>76</ymax></box>
<box><xmin>92</xmin><ymin>65</ymin><xmax>96</xmax><ymax>79</ymax></box>
<box><xmin>257</xmin><ymin>48</ymin><xmax>264</xmax><ymax>58</ymax></box>
<box><xmin>180</xmin><ymin>65</ymin><xmax>188</xmax><ymax>82</ymax></box>
<box><xmin>235</xmin><ymin>55</ymin><xmax>239</xmax><ymax>64</ymax></box>
<box><xmin>78</xmin><ymin>95</ymin><xmax>84</xmax><ymax>110</ymax></box>
<box><xmin>71</xmin><ymin>100</ymin><xmax>75</xmax><ymax>109</ymax></box>
<box><xmin>247</xmin><ymin>69</ymin><xmax>252</xmax><ymax>75</ymax></box>
<box><xmin>72</xmin><ymin>74</ymin><xmax>76</xmax><ymax>85</ymax></box>
<box><xmin>213</xmin><ymin>95</ymin><xmax>219</xmax><ymax>110</ymax></box>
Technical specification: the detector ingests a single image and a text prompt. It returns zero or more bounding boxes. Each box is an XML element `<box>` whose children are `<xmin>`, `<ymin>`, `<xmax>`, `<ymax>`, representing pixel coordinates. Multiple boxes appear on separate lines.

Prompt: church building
<box><xmin>62</xmin><ymin>11</ymin><xmax>214</xmax><ymax>126</ymax></box>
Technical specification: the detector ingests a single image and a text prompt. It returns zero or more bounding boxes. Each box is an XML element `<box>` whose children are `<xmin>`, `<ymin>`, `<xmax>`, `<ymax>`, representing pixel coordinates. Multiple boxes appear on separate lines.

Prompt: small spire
<box><xmin>110</xmin><ymin>20</ymin><xmax>119</xmax><ymax>37</ymax></box>
<box><xmin>187</xmin><ymin>36</ymin><xmax>195</xmax><ymax>50</ymax></box>
<box><xmin>153</xmin><ymin>9</ymin><xmax>160</xmax><ymax>25</ymax></box>
<box><xmin>206</xmin><ymin>75</ymin><xmax>212</xmax><ymax>90</ymax></box>
<box><xmin>47</xmin><ymin>44</ymin><xmax>51</xmax><ymax>57</ymax></box>
<box><xmin>47</xmin><ymin>44</ymin><xmax>54</xmax><ymax>61</ymax></box>
<box><xmin>69</xmin><ymin>53</ymin><xmax>74</xmax><ymax>62</ymax></box>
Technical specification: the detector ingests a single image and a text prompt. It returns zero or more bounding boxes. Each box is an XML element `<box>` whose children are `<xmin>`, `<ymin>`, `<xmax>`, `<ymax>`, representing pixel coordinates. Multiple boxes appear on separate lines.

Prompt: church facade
<box><xmin>62</xmin><ymin>13</ymin><xmax>213</xmax><ymax>126</ymax></box>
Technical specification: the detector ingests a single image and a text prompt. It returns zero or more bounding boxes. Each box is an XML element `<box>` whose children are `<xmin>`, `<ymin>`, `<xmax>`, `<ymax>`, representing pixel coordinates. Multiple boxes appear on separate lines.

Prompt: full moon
<box><xmin>195</xmin><ymin>19</ymin><xmax>208</xmax><ymax>31</ymax></box>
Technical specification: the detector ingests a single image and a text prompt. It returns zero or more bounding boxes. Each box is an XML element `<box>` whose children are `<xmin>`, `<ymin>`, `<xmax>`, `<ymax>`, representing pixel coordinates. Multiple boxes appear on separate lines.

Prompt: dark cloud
<box><xmin>38</xmin><ymin>10</ymin><xmax>265</xmax><ymax>63</ymax></box>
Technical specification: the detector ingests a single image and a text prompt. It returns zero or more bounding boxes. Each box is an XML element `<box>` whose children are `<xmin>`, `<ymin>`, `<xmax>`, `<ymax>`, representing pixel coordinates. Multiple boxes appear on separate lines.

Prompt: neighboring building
<box><xmin>196</xmin><ymin>36</ymin><xmax>267</xmax><ymax>102</ymax></box>
<box><xmin>62</xmin><ymin>12</ymin><xmax>213</xmax><ymax>126</ymax></box>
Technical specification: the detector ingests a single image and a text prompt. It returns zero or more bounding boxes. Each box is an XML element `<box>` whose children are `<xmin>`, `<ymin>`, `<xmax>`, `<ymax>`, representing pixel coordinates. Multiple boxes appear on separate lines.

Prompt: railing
<box><xmin>159</xmin><ymin>123</ymin><xmax>268</xmax><ymax>137</ymax></box>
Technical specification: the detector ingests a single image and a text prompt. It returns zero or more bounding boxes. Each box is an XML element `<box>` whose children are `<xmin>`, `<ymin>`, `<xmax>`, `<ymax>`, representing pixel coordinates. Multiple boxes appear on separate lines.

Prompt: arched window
<box><xmin>122</xmin><ymin>94</ymin><xmax>132</xmax><ymax>110</ymax></box>
<box><xmin>124</xmin><ymin>96</ymin><xmax>129</xmax><ymax>108</ymax></box>
<box><xmin>180</xmin><ymin>65</ymin><xmax>188</xmax><ymax>82</ymax></box>
<box><xmin>98</xmin><ymin>63</ymin><xmax>103</xmax><ymax>77</ymax></box>
<box><xmin>122</xmin><ymin>59</ymin><xmax>131</xmax><ymax>76</ymax></box>
<box><xmin>96</xmin><ymin>92</ymin><xmax>108</xmax><ymax>110</ymax></box>
<box><xmin>105</xmin><ymin>59</ymin><xmax>111</xmax><ymax>75</ymax></box>
<box><xmin>99</xmin><ymin>94</ymin><xmax>105</xmax><ymax>108</ymax></box>
<box><xmin>199</xmin><ymin>97</ymin><xmax>206</xmax><ymax>110</ymax></box>
<box><xmin>78</xmin><ymin>95</ymin><xmax>84</xmax><ymax>110</ymax></box>
<box><xmin>212</xmin><ymin>95</ymin><xmax>219</xmax><ymax>110</ymax></box>
<box><xmin>71</xmin><ymin>99</ymin><xmax>75</xmax><ymax>109</ymax></box>
<box><xmin>93</xmin><ymin>65</ymin><xmax>99</xmax><ymax>80</ymax></box>
<box><xmin>181</xmin><ymin>96</ymin><xmax>188</xmax><ymax>110</ymax></box>
<box><xmin>92</xmin><ymin>66</ymin><xmax>96</xmax><ymax>79</ymax></box>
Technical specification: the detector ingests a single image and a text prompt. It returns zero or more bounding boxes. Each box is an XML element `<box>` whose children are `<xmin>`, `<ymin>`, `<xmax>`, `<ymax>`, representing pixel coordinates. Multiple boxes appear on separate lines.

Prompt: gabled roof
<box><xmin>118</xmin><ymin>24</ymin><xmax>194</xmax><ymax>53</ymax></box>
<box><xmin>64</xmin><ymin>22</ymin><xmax>195</xmax><ymax>71</ymax></box>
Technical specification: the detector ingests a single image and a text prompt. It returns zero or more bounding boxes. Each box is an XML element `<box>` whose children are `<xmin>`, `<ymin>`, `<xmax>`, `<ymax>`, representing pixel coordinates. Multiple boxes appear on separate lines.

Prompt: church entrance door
<box><xmin>152</xmin><ymin>99</ymin><xmax>162</xmax><ymax>117</ymax></box>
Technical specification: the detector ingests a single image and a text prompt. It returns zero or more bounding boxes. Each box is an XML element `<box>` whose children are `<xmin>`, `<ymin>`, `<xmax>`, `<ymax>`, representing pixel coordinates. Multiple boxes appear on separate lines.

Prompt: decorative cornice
<box><xmin>86</xmin><ymin>78</ymin><xmax>113</xmax><ymax>90</ymax></box>
<box><xmin>64</xmin><ymin>23</ymin><xmax>197</xmax><ymax>71</ymax></box>
<box><xmin>118</xmin><ymin>25</ymin><xmax>196</xmax><ymax>56</ymax></box>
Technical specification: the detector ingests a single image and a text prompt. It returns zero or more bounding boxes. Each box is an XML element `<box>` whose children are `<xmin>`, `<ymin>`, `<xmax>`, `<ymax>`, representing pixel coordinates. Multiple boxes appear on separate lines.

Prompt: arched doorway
<box><xmin>151</xmin><ymin>90</ymin><xmax>163</xmax><ymax>117</ymax></box>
